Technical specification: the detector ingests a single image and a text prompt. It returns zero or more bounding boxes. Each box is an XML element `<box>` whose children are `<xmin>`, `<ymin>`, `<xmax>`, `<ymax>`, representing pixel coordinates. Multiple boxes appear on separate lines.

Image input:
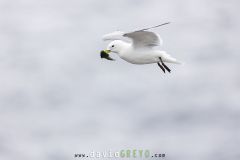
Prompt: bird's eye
<box><xmin>112</xmin><ymin>45</ymin><xmax>114</xmax><ymax>47</ymax></box>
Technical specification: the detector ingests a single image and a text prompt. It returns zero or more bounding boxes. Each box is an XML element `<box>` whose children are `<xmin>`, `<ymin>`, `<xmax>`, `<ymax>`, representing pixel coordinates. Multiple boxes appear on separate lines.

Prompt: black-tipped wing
<box><xmin>102</xmin><ymin>22</ymin><xmax>169</xmax><ymax>48</ymax></box>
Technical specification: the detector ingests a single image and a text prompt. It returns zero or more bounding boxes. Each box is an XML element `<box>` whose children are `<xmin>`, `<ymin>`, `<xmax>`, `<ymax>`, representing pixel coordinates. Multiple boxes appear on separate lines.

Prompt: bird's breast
<box><xmin>119</xmin><ymin>51</ymin><xmax>159</xmax><ymax>64</ymax></box>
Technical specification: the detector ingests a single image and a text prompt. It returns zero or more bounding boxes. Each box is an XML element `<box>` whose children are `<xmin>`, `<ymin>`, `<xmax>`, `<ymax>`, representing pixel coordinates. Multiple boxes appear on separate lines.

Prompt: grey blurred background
<box><xmin>0</xmin><ymin>0</ymin><xmax>239</xmax><ymax>160</ymax></box>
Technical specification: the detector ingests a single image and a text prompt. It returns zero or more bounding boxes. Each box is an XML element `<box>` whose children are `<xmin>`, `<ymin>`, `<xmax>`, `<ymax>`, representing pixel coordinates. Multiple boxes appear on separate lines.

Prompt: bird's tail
<box><xmin>171</xmin><ymin>59</ymin><xmax>184</xmax><ymax>65</ymax></box>
<box><xmin>162</xmin><ymin>52</ymin><xmax>184</xmax><ymax>65</ymax></box>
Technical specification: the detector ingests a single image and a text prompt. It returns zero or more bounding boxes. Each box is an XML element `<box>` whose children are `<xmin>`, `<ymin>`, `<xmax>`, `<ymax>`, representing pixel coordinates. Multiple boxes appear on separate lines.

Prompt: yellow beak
<box><xmin>103</xmin><ymin>50</ymin><xmax>111</xmax><ymax>54</ymax></box>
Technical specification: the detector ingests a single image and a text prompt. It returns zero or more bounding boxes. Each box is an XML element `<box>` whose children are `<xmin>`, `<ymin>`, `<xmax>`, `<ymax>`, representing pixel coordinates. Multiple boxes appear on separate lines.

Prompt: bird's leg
<box><xmin>159</xmin><ymin>57</ymin><xmax>171</xmax><ymax>73</ymax></box>
<box><xmin>157</xmin><ymin>62</ymin><xmax>165</xmax><ymax>73</ymax></box>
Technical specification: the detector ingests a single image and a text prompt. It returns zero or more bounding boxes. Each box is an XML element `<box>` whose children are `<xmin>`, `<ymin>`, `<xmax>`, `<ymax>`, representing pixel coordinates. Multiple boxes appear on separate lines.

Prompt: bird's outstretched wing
<box><xmin>102</xmin><ymin>31</ymin><xmax>126</xmax><ymax>41</ymax></box>
<box><xmin>123</xmin><ymin>30</ymin><xmax>161</xmax><ymax>48</ymax></box>
<box><xmin>102</xmin><ymin>22</ymin><xmax>169</xmax><ymax>48</ymax></box>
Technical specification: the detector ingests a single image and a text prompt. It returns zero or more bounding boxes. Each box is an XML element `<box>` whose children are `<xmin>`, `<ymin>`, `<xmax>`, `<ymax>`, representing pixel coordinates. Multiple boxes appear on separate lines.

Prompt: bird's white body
<box><xmin>121</xmin><ymin>48</ymin><xmax>179</xmax><ymax>65</ymax></box>
<box><xmin>107</xmin><ymin>40</ymin><xmax>181</xmax><ymax>65</ymax></box>
<box><xmin>102</xmin><ymin>23</ymin><xmax>182</xmax><ymax>72</ymax></box>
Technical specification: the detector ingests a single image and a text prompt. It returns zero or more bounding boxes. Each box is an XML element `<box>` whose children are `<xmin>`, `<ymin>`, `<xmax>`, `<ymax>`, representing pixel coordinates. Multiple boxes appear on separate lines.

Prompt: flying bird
<box><xmin>101</xmin><ymin>22</ymin><xmax>182</xmax><ymax>73</ymax></box>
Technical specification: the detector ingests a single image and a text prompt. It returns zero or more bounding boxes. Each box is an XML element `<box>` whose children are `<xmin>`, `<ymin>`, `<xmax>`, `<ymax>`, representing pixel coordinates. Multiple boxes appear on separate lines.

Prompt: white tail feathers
<box><xmin>164</xmin><ymin>56</ymin><xmax>183</xmax><ymax>65</ymax></box>
<box><xmin>173</xmin><ymin>60</ymin><xmax>184</xmax><ymax>65</ymax></box>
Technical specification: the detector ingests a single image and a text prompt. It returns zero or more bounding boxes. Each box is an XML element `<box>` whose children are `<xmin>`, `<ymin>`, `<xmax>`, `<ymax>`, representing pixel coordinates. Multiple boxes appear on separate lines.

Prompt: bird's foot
<box><xmin>157</xmin><ymin>62</ymin><xmax>165</xmax><ymax>73</ymax></box>
<box><xmin>159</xmin><ymin>57</ymin><xmax>171</xmax><ymax>73</ymax></box>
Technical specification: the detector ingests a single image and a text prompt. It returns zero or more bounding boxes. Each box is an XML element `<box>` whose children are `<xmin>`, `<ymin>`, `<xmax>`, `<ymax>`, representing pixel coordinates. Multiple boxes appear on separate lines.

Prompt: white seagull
<box><xmin>101</xmin><ymin>22</ymin><xmax>182</xmax><ymax>73</ymax></box>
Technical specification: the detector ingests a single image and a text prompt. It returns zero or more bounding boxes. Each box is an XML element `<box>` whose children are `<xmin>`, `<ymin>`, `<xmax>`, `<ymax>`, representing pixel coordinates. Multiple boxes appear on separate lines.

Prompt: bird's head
<box><xmin>101</xmin><ymin>40</ymin><xmax>129</xmax><ymax>61</ymax></box>
<box><xmin>106</xmin><ymin>40</ymin><xmax>125</xmax><ymax>54</ymax></box>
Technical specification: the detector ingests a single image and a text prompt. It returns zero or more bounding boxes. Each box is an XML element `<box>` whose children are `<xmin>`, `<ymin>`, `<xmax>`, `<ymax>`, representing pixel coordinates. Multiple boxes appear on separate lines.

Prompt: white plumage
<box><xmin>101</xmin><ymin>23</ymin><xmax>182</xmax><ymax>73</ymax></box>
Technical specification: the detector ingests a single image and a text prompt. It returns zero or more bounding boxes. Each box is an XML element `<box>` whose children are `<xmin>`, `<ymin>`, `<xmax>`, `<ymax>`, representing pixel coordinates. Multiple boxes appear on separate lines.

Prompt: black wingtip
<box><xmin>141</xmin><ymin>22</ymin><xmax>171</xmax><ymax>31</ymax></box>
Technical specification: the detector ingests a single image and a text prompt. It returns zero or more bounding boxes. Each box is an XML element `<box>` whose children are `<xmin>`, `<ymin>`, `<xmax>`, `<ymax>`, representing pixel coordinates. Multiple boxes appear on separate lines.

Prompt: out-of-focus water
<box><xmin>0</xmin><ymin>0</ymin><xmax>239</xmax><ymax>160</ymax></box>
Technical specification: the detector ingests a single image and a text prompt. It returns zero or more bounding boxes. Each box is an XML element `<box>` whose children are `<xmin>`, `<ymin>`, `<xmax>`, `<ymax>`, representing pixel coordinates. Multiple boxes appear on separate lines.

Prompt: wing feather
<box><xmin>102</xmin><ymin>23</ymin><xmax>169</xmax><ymax>48</ymax></box>
<box><xmin>123</xmin><ymin>30</ymin><xmax>162</xmax><ymax>48</ymax></box>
